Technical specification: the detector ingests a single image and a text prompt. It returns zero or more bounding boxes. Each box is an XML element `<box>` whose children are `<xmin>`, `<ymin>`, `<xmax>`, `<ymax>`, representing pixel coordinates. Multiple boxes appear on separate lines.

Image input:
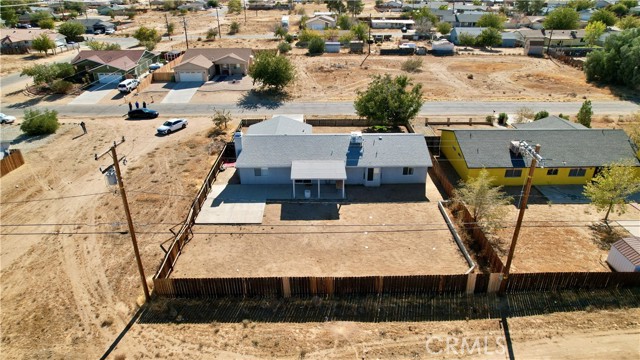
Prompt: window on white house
<box><xmin>569</xmin><ymin>168</ymin><xmax>586</xmax><ymax>177</ymax></box>
<box><xmin>505</xmin><ymin>169</ymin><xmax>522</xmax><ymax>178</ymax></box>
<box><xmin>402</xmin><ymin>167</ymin><xmax>414</xmax><ymax>175</ymax></box>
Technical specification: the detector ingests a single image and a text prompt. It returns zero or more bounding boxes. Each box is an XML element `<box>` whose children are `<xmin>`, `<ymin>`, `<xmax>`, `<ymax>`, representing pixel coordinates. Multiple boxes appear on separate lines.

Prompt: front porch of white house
<box><xmin>291</xmin><ymin>160</ymin><xmax>346</xmax><ymax>199</ymax></box>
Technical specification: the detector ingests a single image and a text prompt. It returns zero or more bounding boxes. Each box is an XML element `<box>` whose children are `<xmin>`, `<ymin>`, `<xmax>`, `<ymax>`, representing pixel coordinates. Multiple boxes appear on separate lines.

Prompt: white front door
<box><xmin>364</xmin><ymin>167</ymin><xmax>381</xmax><ymax>187</ymax></box>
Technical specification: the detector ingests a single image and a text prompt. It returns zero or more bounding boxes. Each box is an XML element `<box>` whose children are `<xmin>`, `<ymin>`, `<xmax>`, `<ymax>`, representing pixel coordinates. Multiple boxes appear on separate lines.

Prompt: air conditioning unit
<box><xmin>509</xmin><ymin>141</ymin><xmax>520</xmax><ymax>155</ymax></box>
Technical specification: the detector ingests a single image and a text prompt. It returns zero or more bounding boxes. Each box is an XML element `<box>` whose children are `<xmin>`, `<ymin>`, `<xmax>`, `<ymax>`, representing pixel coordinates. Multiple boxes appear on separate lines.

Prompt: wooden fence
<box><xmin>151</xmin><ymin>54</ymin><xmax>184</xmax><ymax>82</ymax></box>
<box><xmin>1</xmin><ymin>150</ymin><xmax>25</xmax><ymax>177</ymax></box>
<box><xmin>425</xmin><ymin>117</ymin><xmax>491</xmax><ymax>126</ymax></box>
<box><xmin>154</xmin><ymin>272</ymin><xmax>640</xmax><ymax>298</ymax></box>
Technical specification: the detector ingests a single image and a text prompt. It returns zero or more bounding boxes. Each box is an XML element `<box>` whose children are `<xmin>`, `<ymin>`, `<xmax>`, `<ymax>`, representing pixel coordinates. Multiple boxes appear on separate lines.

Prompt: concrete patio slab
<box><xmin>162</xmin><ymin>82</ymin><xmax>202</xmax><ymax>103</ymax></box>
<box><xmin>616</xmin><ymin>219</ymin><xmax>640</xmax><ymax>237</ymax></box>
<box><xmin>70</xmin><ymin>84</ymin><xmax>117</xmax><ymax>105</ymax></box>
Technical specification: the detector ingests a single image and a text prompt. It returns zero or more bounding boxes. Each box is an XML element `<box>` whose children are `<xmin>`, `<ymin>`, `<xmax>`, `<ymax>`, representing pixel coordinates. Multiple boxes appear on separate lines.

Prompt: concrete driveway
<box><xmin>70</xmin><ymin>83</ymin><xmax>117</xmax><ymax>105</ymax></box>
<box><xmin>161</xmin><ymin>82</ymin><xmax>202</xmax><ymax>104</ymax></box>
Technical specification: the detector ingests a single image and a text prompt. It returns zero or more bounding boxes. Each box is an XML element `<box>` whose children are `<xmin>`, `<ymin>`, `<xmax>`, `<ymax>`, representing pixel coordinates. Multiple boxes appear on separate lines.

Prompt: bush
<box><xmin>278</xmin><ymin>41</ymin><xmax>292</xmax><ymax>54</ymax></box>
<box><xmin>498</xmin><ymin>112</ymin><xmax>508</xmax><ymax>125</ymax></box>
<box><xmin>21</xmin><ymin>109</ymin><xmax>60</xmax><ymax>136</ymax></box>
<box><xmin>308</xmin><ymin>37</ymin><xmax>325</xmax><ymax>55</ymax></box>
<box><xmin>401</xmin><ymin>58</ymin><xmax>423</xmax><ymax>73</ymax></box>
<box><xmin>140</xmin><ymin>40</ymin><xmax>157</xmax><ymax>51</ymax></box>
<box><xmin>38</xmin><ymin>19</ymin><xmax>55</xmax><ymax>29</ymax></box>
<box><xmin>284</xmin><ymin>34</ymin><xmax>294</xmax><ymax>43</ymax></box>
<box><xmin>229</xmin><ymin>21</ymin><xmax>240</xmax><ymax>35</ymax></box>
<box><xmin>534</xmin><ymin>110</ymin><xmax>549</xmax><ymax>120</ymax></box>
<box><xmin>458</xmin><ymin>33</ymin><xmax>476</xmax><ymax>46</ymax></box>
<box><xmin>50</xmin><ymin>80</ymin><xmax>74</xmax><ymax>94</ymax></box>
<box><xmin>206</xmin><ymin>28</ymin><xmax>218</xmax><ymax>40</ymax></box>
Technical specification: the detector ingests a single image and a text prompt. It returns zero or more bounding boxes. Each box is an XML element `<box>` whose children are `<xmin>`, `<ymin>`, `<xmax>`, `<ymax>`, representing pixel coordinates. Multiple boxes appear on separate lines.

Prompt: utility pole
<box><xmin>182</xmin><ymin>16</ymin><xmax>189</xmax><ymax>49</ymax></box>
<box><xmin>165</xmin><ymin>13</ymin><xmax>172</xmax><ymax>41</ymax></box>
<box><xmin>216</xmin><ymin>7</ymin><xmax>222</xmax><ymax>39</ymax></box>
<box><xmin>95</xmin><ymin>137</ymin><xmax>150</xmax><ymax>303</ymax></box>
<box><xmin>244</xmin><ymin>0</ymin><xmax>247</xmax><ymax>24</ymax></box>
<box><xmin>499</xmin><ymin>143</ymin><xmax>542</xmax><ymax>295</ymax></box>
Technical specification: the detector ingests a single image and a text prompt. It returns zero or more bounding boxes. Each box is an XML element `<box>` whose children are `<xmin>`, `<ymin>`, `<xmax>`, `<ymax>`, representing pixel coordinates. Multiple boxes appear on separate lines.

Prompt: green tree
<box><xmin>167</xmin><ymin>22</ymin><xmax>175</xmax><ymax>35</ymax></box>
<box><xmin>28</xmin><ymin>11</ymin><xmax>52</xmax><ymax>26</ymax></box>
<box><xmin>86</xmin><ymin>40</ymin><xmax>121</xmax><ymax>50</ymax></box>
<box><xmin>38</xmin><ymin>18</ymin><xmax>55</xmax><ymax>29</ymax></box>
<box><xmin>308</xmin><ymin>37</ymin><xmax>325</xmax><ymax>54</ymax></box>
<box><xmin>0</xmin><ymin>6</ymin><xmax>19</xmax><ymax>28</ymax></box>
<box><xmin>140</xmin><ymin>40</ymin><xmax>157</xmax><ymax>51</ymax></box>
<box><xmin>207</xmin><ymin>0</ymin><xmax>219</xmax><ymax>7</ymax></box>
<box><xmin>338</xmin><ymin>33</ymin><xmax>353</xmax><ymax>44</ymax></box>
<box><xmin>227</xmin><ymin>0</ymin><xmax>242</xmax><ymax>14</ymax></box>
<box><xmin>163</xmin><ymin>0</ymin><xmax>176</xmax><ymax>10</ymax></box>
<box><xmin>346</xmin><ymin>0</ymin><xmax>363</xmax><ymax>15</ymax></box>
<box><xmin>20</xmin><ymin>109</ymin><xmax>60</xmax><ymax>136</ymax></box>
<box><xmin>476</xmin><ymin>28</ymin><xmax>502</xmax><ymax>47</ymax></box>
<box><xmin>354</xmin><ymin>74</ymin><xmax>423</xmax><ymax>128</ymax></box>
<box><xmin>274</xmin><ymin>25</ymin><xmax>287</xmax><ymax>39</ymax></box>
<box><xmin>534</xmin><ymin>110</ymin><xmax>549</xmax><ymax>120</ymax></box>
<box><xmin>617</xmin><ymin>15</ymin><xmax>640</xmax><ymax>29</ymax></box>
<box><xmin>65</xmin><ymin>1</ymin><xmax>86</xmax><ymax>14</ymax></box>
<box><xmin>50</xmin><ymin>79</ymin><xmax>73</xmax><ymax>94</ymax></box>
<box><xmin>326</xmin><ymin>0</ymin><xmax>346</xmax><ymax>14</ymax></box>
<box><xmin>298</xmin><ymin>29</ymin><xmax>321</xmax><ymax>42</ymax></box>
<box><xmin>544</xmin><ymin>7</ymin><xmax>580</xmax><ymax>29</ymax></box>
<box><xmin>585</xmin><ymin>21</ymin><xmax>606</xmax><ymax>45</ymax></box>
<box><xmin>350</xmin><ymin>22</ymin><xmax>369</xmax><ymax>41</ymax></box>
<box><xmin>229</xmin><ymin>21</ymin><xmax>240</xmax><ymax>34</ymax></box>
<box><xmin>619</xmin><ymin>0</ymin><xmax>638</xmax><ymax>8</ymax></box>
<box><xmin>248</xmin><ymin>51</ymin><xmax>295</xmax><ymax>90</ymax></box>
<box><xmin>437</xmin><ymin>22</ymin><xmax>452</xmax><ymax>35</ymax></box>
<box><xmin>323</xmin><ymin>28</ymin><xmax>338</xmax><ymax>40</ymax></box>
<box><xmin>590</xmin><ymin>9</ymin><xmax>617</xmax><ymax>26</ymax></box>
<box><xmin>58</xmin><ymin>21</ymin><xmax>86</xmax><ymax>42</ymax></box>
<box><xmin>452</xmin><ymin>169</ymin><xmax>513</xmax><ymax>234</ymax></box>
<box><xmin>31</xmin><ymin>34</ymin><xmax>56</xmax><ymax>56</ymax></box>
<box><xmin>133</xmin><ymin>26</ymin><xmax>161</xmax><ymax>43</ymax></box>
<box><xmin>584</xmin><ymin>162</ymin><xmax>640</xmax><ymax>224</ymax></box>
<box><xmin>477</xmin><ymin>13</ymin><xmax>506</xmax><ymax>30</ymax></box>
<box><xmin>577</xmin><ymin>100</ymin><xmax>592</xmax><ymax>128</ymax></box>
<box><xmin>584</xmin><ymin>28</ymin><xmax>640</xmax><ymax>88</ymax></box>
<box><xmin>568</xmin><ymin>0</ymin><xmax>594</xmax><ymax>11</ymax></box>
<box><xmin>206</xmin><ymin>27</ymin><xmax>218</xmax><ymax>40</ymax></box>
<box><xmin>412</xmin><ymin>7</ymin><xmax>438</xmax><ymax>24</ymax></box>
<box><xmin>515</xmin><ymin>0</ymin><xmax>544</xmax><ymax>15</ymax></box>
<box><xmin>608</xmin><ymin>3</ymin><xmax>629</xmax><ymax>17</ymax></box>
<box><xmin>337</xmin><ymin>14</ymin><xmax>352</xmax><ymax>30</ymax></box>
<box><xmin>20</xmin><ymin>63</ymin><xmax>74</xmax><ymax>85</ymax></box>
<box><xmin>458</xmin><ymin>32</ymin><xmax>476</xmax><ymax>46</ymax></box>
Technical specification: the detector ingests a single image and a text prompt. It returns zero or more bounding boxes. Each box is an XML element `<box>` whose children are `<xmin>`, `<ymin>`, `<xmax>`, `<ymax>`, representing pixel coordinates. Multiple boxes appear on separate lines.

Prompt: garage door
<box><xmin>178</xmin><ymin>71</ymin><xmax>204</xmax><ymax>82</ymax></box>
<box><xmin>97</xmin><ymin>73</ymin><xmax>123</xmax><ymax>84</ymax></box>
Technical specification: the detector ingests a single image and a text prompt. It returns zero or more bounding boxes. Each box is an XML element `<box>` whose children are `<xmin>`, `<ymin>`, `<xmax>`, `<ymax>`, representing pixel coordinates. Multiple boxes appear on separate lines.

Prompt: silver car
<box><xmin>0</xmin><ymin>113</ymin><xmax>16</xmax><ymax>124</ymax></box>
<box><xmin>157</xmin><ymin>118</ymin><xmax>188</xmax><ymax>135</ymax></box>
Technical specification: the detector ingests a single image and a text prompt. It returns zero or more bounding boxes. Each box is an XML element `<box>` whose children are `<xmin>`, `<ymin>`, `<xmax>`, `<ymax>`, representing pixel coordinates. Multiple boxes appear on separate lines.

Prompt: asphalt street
<box><xmin>1</xmin><ymin>100</ymin><xmax>638</xmax><ymax>118</ymax></box>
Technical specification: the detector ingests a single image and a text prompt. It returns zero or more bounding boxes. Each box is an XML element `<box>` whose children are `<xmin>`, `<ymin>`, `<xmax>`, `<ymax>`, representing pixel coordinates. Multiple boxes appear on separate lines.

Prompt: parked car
<box><xmin>128</xmin><ymin>108</ymin><xmax>159</xmax><ymax>119</ymax></box>
<box><xmin>104</xmin><ymin>28</ymin><xmax>115</xmax><ymax>34</ymax></box>
<box><xmin>157</xmin><ymin>118</ymin><xmax>188</xmax><ymax>135</ymax></box>
<box><xmin>16</xmin><ymin>23</ymin><xmax>31</xmax><ymax>29</ymax></box>
<box><xmin>0</xmin><ymin>113</ymin><xmax>16</xmax><ymax>124</ymax></box>
<box><xmin>148</xmin><ymin>63</ymin><xmax>162</xmax><ymax>72</ymax></box>
<box><xmin>117</xmin><ymin>79</ymin><xmax>139</xmax><ymax>93</ymax></box>
<box><xmin>93</xmin><ymin>29</ymin><xmax>104</xmax><ymax>35</ymax></box>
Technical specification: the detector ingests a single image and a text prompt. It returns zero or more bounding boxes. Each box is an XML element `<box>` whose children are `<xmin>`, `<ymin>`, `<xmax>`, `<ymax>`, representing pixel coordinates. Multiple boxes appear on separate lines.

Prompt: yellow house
<box><xmin>440</xmin><ymin>117</ymin><xmax>640</xmax><ymax>186</ymax></box>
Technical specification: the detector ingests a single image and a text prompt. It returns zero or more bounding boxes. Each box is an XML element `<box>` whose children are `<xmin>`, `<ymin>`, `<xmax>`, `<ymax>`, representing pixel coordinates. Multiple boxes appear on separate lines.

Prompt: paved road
<box><xmin>2</xmin><ymin>100</ymin><xmax>638</xmax><ymax>118</ymax></box>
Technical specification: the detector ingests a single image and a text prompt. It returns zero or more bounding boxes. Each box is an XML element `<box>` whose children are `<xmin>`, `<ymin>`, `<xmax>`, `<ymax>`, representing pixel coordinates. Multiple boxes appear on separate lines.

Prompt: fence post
<box><xmin>466</xmin><ymin>273</ymin><xmax>476</xmax><ymax>294</ymax></box>
<box><xmin>425</xmin><ymin>117</ymin><xmax>429</xmax><ymax>125</ymax></box>
<box><xmin>469</xmin><ymin>118</ymin><xmax>472</xmax><ymax>125</ymax></box>
<box><xmin>375</xmin><ymin>276</ymin><xmax>384</xmax><ymax>294</ymax></box>
<box><xmin>447</xmin><ymin>118</ymin><xmax>451</xmax><ymax>126</ymax></box>
<box><xmin>282</xmin><ymin>277</ymin><xmax>291</xmax><ymax>298</ymax></box>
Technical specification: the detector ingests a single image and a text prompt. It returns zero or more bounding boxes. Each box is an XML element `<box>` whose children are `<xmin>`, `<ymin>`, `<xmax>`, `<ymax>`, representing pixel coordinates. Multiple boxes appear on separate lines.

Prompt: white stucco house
<box><xmin>233</xmin><ymin>116</ymin><xmax>432</xmax><ymax>198</ymax></box>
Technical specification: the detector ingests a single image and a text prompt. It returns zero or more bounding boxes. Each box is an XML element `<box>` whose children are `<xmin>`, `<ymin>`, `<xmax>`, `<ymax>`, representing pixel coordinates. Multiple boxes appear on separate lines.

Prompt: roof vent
<box><xmin>509</xmin><ymin>140</ymin><xmax>521</xmax><ymax>154</ymax></box>
<box><xmin>350</xmin><ymin>131</ymin><xmax>363</xmax><ymax>147</ymax></box>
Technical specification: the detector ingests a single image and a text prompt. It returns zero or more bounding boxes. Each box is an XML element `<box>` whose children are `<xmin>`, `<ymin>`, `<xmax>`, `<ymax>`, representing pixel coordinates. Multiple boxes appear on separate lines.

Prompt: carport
<box><xmin>291</xmin><ymin>160</ymin><xmax>346</xmax><ymax>199</ymax></box>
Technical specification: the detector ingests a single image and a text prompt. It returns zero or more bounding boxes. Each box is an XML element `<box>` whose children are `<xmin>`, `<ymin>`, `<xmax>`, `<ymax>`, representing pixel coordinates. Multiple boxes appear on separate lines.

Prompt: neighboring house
<box><xmin>177</xmin><ymin>2</ymin><xmax>205</xmax><ymax>11</ymax></box>
<box><xmin>173</xmin><ymin>48</ymin><xmax>253</xmax><ymax>82</ymax></box>
<box><xmin>514</xmin><ymin>28</ymin><xmax>545</xmax><ymax>47</ymax></box>
<box><xmin>595</xmin><ymin>0</ymin><xmax>617</xmax><ymax>9</ymax></box>
<box><xmin>440</xmin><ymin>116</ymin><xmax>640</xmax><ymax>186</ymax></box>
<box><xmin>71</xmin><ymin>50</ymin><xmax>158</xmax><ymax>84</ymax></box>
<box><xmin>98</xmin><ymin>5</ymin><xmax>129</xmax><ymax>15</ymax></box>
<box><xmin>71</xmin><ymin>19</ymin><xmax>116</xmax><ymax>33</ymax></box>
<box><xmin>500</xmin><ymin>31</ymin><xmax>518</xmax><ymax>47</ymax></box>
<box><xmin>375</xmin><ymin>1</ymin><xmax>404</xmax><ymax>12</ymax></box>
<box><xmin>306</xmin><ymin>15</ymin><xmax>336</xmax><ymax>30</ymax></box>
<box><xmin>455</xmin><ymin>12</ymin><xmax>488</xmax><ymax>27</ymax></box>
<box><xmin>545</xmin><ymin>29</ymin><xmax>587</xmax><ymax>47</ymax></box>
<box><xmin>452</xmin><ymin>3</ymin><xmax>489</xmax><ymax>11</ymax></box>
<box><xmin>433</xmin><ymin>9</ymin><xmax>457</xmax><ymax>25</ymax></box>
<box><xmin>579</xmin><ymin>9</ymin><xmax>594</xmax><ymax>22</ymax></box>
<box><xmin>233</xmin><ymin>116</ymin><xmax>432</xmax><ymax>197</ymax></box>
<box><xmin>0</xmin><ymin>29</ymin><xmax>66</xmax><ymax>53</ymax></box>
<box><xmin>371</xmin><ymin>19</ymin><xmax>415</xmax><ymax>29</ymax></box>
<box><xmin>520</xmin><ymin>16</ymin><xmax>545</xmax><ymax>30</ymax></box>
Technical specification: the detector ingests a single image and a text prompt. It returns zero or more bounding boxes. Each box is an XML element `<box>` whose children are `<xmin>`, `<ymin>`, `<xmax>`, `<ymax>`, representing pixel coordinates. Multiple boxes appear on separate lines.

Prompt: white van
<box><xmin>117</xmin><ymin>79</ymin><xmax>139</xmax><ymax>93</ymax></box>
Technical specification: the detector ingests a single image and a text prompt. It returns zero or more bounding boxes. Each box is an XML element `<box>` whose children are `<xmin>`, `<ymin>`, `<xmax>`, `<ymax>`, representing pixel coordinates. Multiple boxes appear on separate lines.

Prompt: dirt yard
<box><xmin>493</xmin><ymin>203</ymin><xmax>639</xmax><ymax>273</ymax></box>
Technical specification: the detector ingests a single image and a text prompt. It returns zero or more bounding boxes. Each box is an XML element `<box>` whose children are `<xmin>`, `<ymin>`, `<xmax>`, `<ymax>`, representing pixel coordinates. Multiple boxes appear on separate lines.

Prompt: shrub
<box><xmin>229</xmin><ymin>21</ymin><xmax>240</xmax><ymax>35</ymax></box>
<box><xmin>401</xmin><ymin>58</ymin><xmax>423</xmax><ymax>73</ymax></box>
<box><xmin>206</xmin><ymin>28</ymin><xmax>218</xmax><ymax>40</ymax></box>
<box><xmin>534</xmin><ymin>110</ymin><xmax>549</xmax><ymax>120</ymax></box>
<box><xmin>140</xmin><ymin>41</ymin><xmax>157</xmax><ymax>51</ymax></box>
<box><xmin>308</xmin><ymin>37</ymin><xmax>325</xmax><ymax>55</ymax></box>
<box><xmin>38</xmin><ymin>19</ymin><xmax>55</xmax><ymax>29</ymax></box>
<box><xmin>458</xmin><ymin>33</ymin><xmax>476</xmax><ymax>46</ymax></box>
<box><xmin>50</xmin><ymin>80</ymin><xmax>73</xmax><ymax>94</ymax></box>
<box><xmin>278</xmin><ymin>41</ymin><xmax>292</xmax><ymax>53</ymax></box>
<box><xmin>284</xmin><ymin>34</ymin><xmax>294</xmax><ymax>43</ymax></box>
<box><xmin>498</xmin><ymin>112</ymin><xmax>508</xmax><ymax>125</ymax></box>
<box><xmin>21</xmin><ymin>109</ymin><xmax>60</xmax><ymax>135</ymax></box>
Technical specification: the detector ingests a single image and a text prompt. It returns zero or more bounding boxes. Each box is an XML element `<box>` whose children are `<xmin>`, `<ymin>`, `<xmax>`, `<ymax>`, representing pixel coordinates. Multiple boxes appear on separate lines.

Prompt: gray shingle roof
<box><xmin>236</xmin><ymin>134</ymin><xmax>432</xmax><ymax>169</ymax></box>
<box><xmin>444</xmin><ymin>129</ymin><xmax>639</xmax><ymax>169</ymax></box>
<box><xmin>512</xmin><ymin>116</ymin><xmax>587</xmax><ymax>130</ymax></box>
<box><xmin>246</xmin><ymin>116</ymin><xmax>312</xmax><ymax>135</ymax></box>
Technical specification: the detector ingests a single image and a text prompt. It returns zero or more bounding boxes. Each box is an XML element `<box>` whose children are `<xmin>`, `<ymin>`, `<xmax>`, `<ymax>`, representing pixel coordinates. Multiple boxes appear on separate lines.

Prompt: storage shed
<box><xmin>607</xmin><ymin>237</ymin><xmax>640</xmax><ymax>272</ymax></box>
<box><xmin>325</xmin><ymin>41</ymin><xmax>341</xmax><ymax>53</ymax></box>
